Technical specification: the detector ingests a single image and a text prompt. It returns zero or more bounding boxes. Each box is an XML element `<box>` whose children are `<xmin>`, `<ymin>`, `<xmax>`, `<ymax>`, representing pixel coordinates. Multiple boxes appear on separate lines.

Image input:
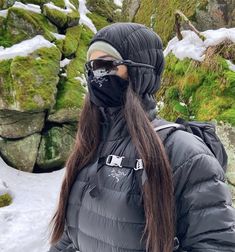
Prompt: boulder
<box><xmin>0</xmin><ymin>110</ymin><xmax>45</xmax><ymax>138</ymax></box>
<box><xmin>36</xmin><ymin>124</ymin><xmax>76</xmax><ymax>170</ymax></box>
<box><xmin>0</xmin><ymin>45</ymin><xmax>61</xmax><ymax>111</ymax></box>
<box><xmin>0</xmin><ymin>133</ymin><xmax>41</xmax><ymax>172</ymax></box>
<box><xmin>3</xmin><ymin>6</ymin><xmax>57</xmax><ymax>45</ymax></box>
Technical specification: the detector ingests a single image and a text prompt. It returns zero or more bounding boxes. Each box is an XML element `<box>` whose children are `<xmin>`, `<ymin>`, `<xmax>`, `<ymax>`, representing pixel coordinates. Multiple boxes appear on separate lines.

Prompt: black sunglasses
<box><xmin>84</xmin><ymin>58</ymin><xmax>155</xmax><ymax>79</ymax></box>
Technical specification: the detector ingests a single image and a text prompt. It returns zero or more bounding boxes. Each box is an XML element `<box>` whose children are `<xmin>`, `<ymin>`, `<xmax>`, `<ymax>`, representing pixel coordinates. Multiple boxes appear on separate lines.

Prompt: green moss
<box><xmin>134</xmin><ymin>0</ymin><xmax>203</xmax><ymax>45</ymax></box>
<box><xmin>54</xmin><ymin>78</ymin><xmax>86</xmax><ymax>110</ymax></box>
<box><xmin>8</xmin><ymin>46</ymin><xmax>61</xmax><ymax>111</ymax></box>
<box><xmin>67</xmin><ymin>10</ymin><xmax>79</xmax><ymax>26</ymax></box>
<box><xmin>69</xmin><ymin>0</ymin><xmax>78</xmax><ymax>9</ymax></box>
<box><xmin>157</xmin><ymin>53</ymin><xmax>235</xmax><ymax>126</ymax></box>
<box><xmin>0</xmin><ymin>193</ymin><xmax>12</xmax><ymax>207</ymax></box>
<box><xmin>86</xmin><ymin>0</ymin><xmax>120</xmax><ymax>22</ymax></box>
<box><xmin>0</xmin><ymin>0</ymin><xmax>15</xmax><ymax>9</ymax></box>
<box><xmin>21</xmin><ymin>0</ymin><xmax>49</xmax><ymax>4</ymax></box>
<box><xmin>51</xmin><ymin>0</ymin><xmax>65</xmax><ymax>8</ymax></box>
<box><xmin>1</xmin><ymin>7</ymin><xmax>57</xmax><ymax>47</ymax></box>
<box><xmin>63</xmin><ymin>25</ymin><xmax>82</xmax><ymax>57</ymax></box>
<box><xmin>66</xmin><ymin>25</ymin><xmax>93</xmax><ymax>78</ymax></box>
<box><xmin>0</xmin><ymin>59</ymin><xmax>15</xmax><ymax>106</ymax></box>
<box><xmin>87</xmin><ymin>12</ymin><xmax>110</xmax><ymax>31</ymax></box>
<box><xmin>42</xmin><ymin>5</ymin><xmax>67</xmax><ymax>29</ymax></box>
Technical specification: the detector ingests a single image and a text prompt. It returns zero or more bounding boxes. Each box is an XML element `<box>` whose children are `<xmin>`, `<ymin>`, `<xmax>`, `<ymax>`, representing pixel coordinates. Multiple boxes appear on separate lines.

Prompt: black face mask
<box><xmin>87</xmin><ymin>74</ymin><xmax>129</xmax><ymax>107</ymax></box>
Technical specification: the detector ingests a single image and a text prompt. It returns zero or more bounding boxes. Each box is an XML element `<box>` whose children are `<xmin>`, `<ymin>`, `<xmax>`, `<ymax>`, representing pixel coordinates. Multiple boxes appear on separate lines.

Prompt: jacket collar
<box><xmin>98</xmin><ymin>106</ymin><xmax>157</xmax><ymax>141</ymax></box>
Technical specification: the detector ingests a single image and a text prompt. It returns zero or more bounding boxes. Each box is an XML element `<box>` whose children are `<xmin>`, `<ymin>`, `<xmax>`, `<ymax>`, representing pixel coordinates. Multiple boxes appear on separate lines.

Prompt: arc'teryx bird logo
<box><xmin>108</xmin><ymin>168</ymin><xmax>128</xmax><ymax>182</ymax></box>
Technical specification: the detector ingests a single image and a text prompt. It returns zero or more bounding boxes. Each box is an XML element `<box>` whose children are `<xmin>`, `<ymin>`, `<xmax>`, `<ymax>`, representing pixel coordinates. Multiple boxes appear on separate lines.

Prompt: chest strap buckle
<box><xmin>134</xmin><ymin>159</ymin><xmax>144</xmax><ymax>170</ymax></box>
<box><xmin>106</xmin><ymin>155</ymin><xmax>124</xmax><ymax>167</ymax></box>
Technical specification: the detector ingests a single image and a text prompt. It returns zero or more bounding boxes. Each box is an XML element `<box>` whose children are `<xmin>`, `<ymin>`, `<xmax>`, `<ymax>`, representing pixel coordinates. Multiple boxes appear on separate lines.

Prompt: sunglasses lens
<box><xmin>91</xmin><ymin>59</ymin><xmax>114</xmax><ymax>71</ymax></box>
<box><xmin>85</xmin><ymin>59</ymin><xmax>118</xmax><ymax>78</ymax></box>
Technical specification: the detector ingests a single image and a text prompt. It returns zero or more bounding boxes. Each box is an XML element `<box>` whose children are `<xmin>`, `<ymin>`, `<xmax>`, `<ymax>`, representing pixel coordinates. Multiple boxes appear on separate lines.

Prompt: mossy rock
<box><xmin>21</xmin><ymin>0</ymin><xmax>65</xmax><ymax>7</ymax></box>
<box><xmin>0</xmin><ymin>0</ymin><xmax>16</xmax><ymax>9</ymax></box>
<box><xmin>36</xmin><ymin>124</ymin><xmax>76</xmax><ymax>170</ymax></box>
<box><xmin>21</xmin><ymin>0</ymin><xmax>49</xmax><ymax>5</ymax></box>
<box><xmin>86</xmin><ymin>0</ymin><xmax>121</xmax><ymax>22</ymax></box>
<box><xmin>157</xmin><ymin>51</ymin><xmax>235</xmax><ymax>126</ymax></box>
<box><xmin>43</xmin><ymin>5</ymin><xmax>79</xmax><ymax>29</ymax></box>
<box><xmin>0</xmin><ymin>133</ymin><xmax>41</xmax><ymax>172</ymax></box>
<box><xmin>133</xmin><ymin>0</ymin><xmax>207</xmax><ymax>45</ymax></box>
<box><xmin>53</xmin><ymin>77</ymin><xmax>86</xmax><ymax>111</ymax></box>
<box><xmin>0</xmin><ymin>46</ymin><xmax>61</xmax><ymax>111</ymax></box>
<box><xmin>43</xmin><ymin>5</ymin><xmax>67</xmax><ymax>28</ymax></box>
<box><xmin>87</xmin><ymin>12</ymin><xmax>110</xmax><ymax>31</ymax></box>
<box><xmin>0</xmin><ymin>110</ymin><xmax>45</xmax><ymax>138</ymax></box>
<box><xmin>63</xmin><ymin>25</ymin><xmax>82</xmax><ymax>57</ymax></box>
<box><xmin>66</xmin><ymin>25</ymin><xmax>94</xmax><ymax>79</ymax></box>
<box><xmin>0</xmin><ymin>193</ymin><xmax>12</xmax><ymax>207</ymax></box>
<box><xmin>47</xmin><ymin>107</ymin><xmax>80</xmax><ymax>123</ymax></box>
<box><xmin>1</xmin><ymin>6</ymin><xmax>57</xmax><ymax>47</ymax></box>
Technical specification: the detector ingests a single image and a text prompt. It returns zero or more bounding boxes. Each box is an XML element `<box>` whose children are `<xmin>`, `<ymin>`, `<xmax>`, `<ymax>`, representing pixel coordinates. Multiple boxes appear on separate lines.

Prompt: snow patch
<box><xmin>78</xmin><ymin>0</ymin><xmax>97</xmax><ymax>33</ymax></box>
<box><xmin>0</xmin><ymin>35</ymin><xmax>55</xmax><ymax>61</ymax></box>
<box><xmin>0</xmin><ymin>157</ymin><xmax>65</xmax><ymax>252</ymax></box>
<box><xmin>44</xmin><ymin>2</ymin><xmax>72</xmax><ymax>13</ymax></box>
<box><xmin>164</xmin><ymin>28</ymin><xmax>235</xmax><ymax>62</ymax></box>
<box><xmin>60</xmin><ymin>58</ymin><xmax>71</xmax><ymax>67</ymax></box>
<box><xmin>114</xmin><ymin>0</ymin><xmax>123</xmax><ymax>7</ymax></box>
<box><xmin>12</xmin><ymin>1</ymin><xmax>41</xmax><ymax>14</ymax></box>
<box><xmin>75</xmin><ymin>74</ymin><xmax>88</xmax><ymax>90</ymax></box>
<box><xmin>0</xmin><ymin>9</ymin><xmax>8</xmax><ymax>18</ymax></box>
<box><xmin>50</xmin><ymin>32</ymin><xmax>66</xmax><ymax>40</ymax></box>
<box><xmin>226</xmin><ymin>60</ymin><xmax>235</xmax><ymax>72</ymax></box>
<box><xmin>44</xmin><ymin>0</ymin><xmax>76</xmax><ymax>13</ymax></box>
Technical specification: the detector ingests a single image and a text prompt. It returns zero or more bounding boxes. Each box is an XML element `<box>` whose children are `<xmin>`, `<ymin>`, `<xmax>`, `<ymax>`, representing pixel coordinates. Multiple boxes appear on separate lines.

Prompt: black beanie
<box><xmin>88</xmin><ymin>22</ymin><xmax>165</xmax><ymax>113</ymax></box>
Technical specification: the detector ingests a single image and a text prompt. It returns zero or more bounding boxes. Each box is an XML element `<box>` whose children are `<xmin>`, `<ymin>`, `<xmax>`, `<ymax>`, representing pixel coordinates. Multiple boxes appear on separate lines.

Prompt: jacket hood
<box><xmin>88</xmin><ymin>22</ymin><xmax>165</xmax><ymax>113</ymax></box>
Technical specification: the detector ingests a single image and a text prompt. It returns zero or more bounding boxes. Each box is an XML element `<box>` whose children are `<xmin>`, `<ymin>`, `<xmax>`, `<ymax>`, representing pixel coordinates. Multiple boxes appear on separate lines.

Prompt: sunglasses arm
<box><xmin>116</xmin><ymin>60</ymin><xmax>155</xmax><ymax>70</ymax></box>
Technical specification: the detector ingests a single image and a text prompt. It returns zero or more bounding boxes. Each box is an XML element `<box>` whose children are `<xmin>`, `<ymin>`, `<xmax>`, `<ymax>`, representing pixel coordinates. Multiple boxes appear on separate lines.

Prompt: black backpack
<box><xmin>153</xmin><ymin>117</ymin><xmax>228</xmax><ymax>172</ymax></box>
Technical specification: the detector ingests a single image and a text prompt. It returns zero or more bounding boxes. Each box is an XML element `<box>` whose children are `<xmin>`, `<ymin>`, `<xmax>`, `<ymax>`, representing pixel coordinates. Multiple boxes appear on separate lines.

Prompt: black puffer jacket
<box><xmin>48</xmin><ymin>23</ymin><xmax>235</xmax><ymax>252</ymax></box>
<box><xmin>48</xmin><ymin>106</ymin><xmax>235</xmax><ymax>252</ymax></box>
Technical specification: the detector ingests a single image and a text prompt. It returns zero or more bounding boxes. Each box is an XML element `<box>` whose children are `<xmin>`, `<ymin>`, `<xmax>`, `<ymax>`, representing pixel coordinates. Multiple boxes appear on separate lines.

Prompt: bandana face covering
<box><xmin>87</xmin><ymin>73</ymin><xmax>129</xmax><ymax>107</ymax></box>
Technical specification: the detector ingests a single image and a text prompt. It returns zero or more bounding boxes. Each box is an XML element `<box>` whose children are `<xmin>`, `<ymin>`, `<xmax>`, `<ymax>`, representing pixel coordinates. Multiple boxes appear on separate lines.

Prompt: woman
<box><xmin>48</xmin><ymin>22</ymin><xmax>235</xmax><ymax>252</ymax></box>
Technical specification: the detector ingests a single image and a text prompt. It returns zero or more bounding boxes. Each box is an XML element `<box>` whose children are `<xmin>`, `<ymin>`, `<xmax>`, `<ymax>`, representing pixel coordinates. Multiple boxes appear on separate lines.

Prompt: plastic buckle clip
<box><xmin>106</xmin><ymin>155</ymin><xmax>124</xmax><ymax>167</ymax></box>
<box><xmin>134</xmin><ymin>159</ymin><xmax>144</xmax><ymax>170</ymax></box>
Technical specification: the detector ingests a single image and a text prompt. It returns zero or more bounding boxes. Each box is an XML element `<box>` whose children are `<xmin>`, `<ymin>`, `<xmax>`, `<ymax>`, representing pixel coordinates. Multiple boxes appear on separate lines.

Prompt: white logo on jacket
<box><xmin>108</xmin><ymin>168</ymin><xmax>128</xmax><ymax>182</ymax></box>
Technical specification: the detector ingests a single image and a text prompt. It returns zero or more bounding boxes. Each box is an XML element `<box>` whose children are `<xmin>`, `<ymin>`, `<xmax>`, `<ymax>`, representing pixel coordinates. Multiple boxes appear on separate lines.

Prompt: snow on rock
<box><xmin>50</xmin><ymin>32</ymin><xmax>66</xmax><ymax>40</ymax></box>
<box><xmin>0</xmin><ymin>9</ymin><xmax>8</xmax><ymax>18</ymax></box>
<box><xmin>202</xmin><ymin>28</ymin><xmax>235</xmax><ymax>47</ymax></box>
<box><xmin>78</xmin><ymin>0</ymin><xmax>97</xmax><ymax>33</ymax></box>
<box><xmin>0</xmin><ymin>157</ymin><xmax>65</xmax><ymax>252</ymax></box>
<box><xmin>164</xmin><ymin>28</ymin><xmax>235</xmax><ymax>62</ymax></box>
<box><xmin>226</xmin><ymin>60</ymin><xmax>235</xmax><ymax>72</ymax></box>
<box><xmin>75</xmin><ymin>74</ymin><xmax>88</xmax><ymax>90</ymax></box>
<box><xmin>0</xmin><ymin>35</ymin><xmax>55</xmax><ymax>61</ymax></box>
<box><xmin>114</xmin><ymin>0</ymin><xmax>123</xmax><ymax>7</ymax></box>
<box><xmin>60</xmin><ymin>58</ymin><xmax>71</xmax><ymax>67</ymax></box>
<box><xmin>64</xmin><ymin>0</ymin><xmax>76</xmax><ymax>11</ymax></box>
<box><xmin>12</xmin><ymin>1</ymin><xmax>42</xmax><ymax>14</ymax></box>
<box><xmin>44</xmin><ymin>2</ymin><xmax>72</xmax><ymax>13</ymax></box>
<box><xmin>44</xmin><ymin>0</ymin><xmax>76</xmax><ymax>13</ymax></box>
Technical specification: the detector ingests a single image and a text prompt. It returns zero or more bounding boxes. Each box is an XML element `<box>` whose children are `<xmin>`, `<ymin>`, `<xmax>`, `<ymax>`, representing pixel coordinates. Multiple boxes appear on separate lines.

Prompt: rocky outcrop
<box><xmin>126</xmin><ymin>0</ymin><xmax>235</xmax><ymax>45</ymax></box>
<box><xmin>0</xmin><ymin>0</ymin><xmax>113</xmax><ymax>172</ymax></box>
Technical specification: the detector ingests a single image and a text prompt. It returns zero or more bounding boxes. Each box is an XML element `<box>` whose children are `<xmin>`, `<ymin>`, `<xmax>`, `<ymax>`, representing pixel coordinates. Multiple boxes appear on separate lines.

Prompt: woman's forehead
<box><xmin>89</xmin><ymin>50</ymin><xmax>116</xmax><ymax>60</ymax></box>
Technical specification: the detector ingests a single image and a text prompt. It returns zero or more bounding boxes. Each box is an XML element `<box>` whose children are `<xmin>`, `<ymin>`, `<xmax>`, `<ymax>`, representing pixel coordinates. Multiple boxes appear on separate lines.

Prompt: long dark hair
<box><xmin>49</xmin><ymin>82</ymin><xmax>176</xmax><ymax>252</ymax></box>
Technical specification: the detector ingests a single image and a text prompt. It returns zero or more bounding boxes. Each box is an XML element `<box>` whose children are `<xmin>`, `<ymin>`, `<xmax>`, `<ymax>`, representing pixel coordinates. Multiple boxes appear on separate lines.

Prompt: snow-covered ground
<box><xmin>0</xmin><ymin>157</ymin><xmax>65</xmax><ymax>252</ymax></box>
<box><xmin>164</xmin><ymin>28</ymin><xmax>235</xmax><ymax>63</ymax></box>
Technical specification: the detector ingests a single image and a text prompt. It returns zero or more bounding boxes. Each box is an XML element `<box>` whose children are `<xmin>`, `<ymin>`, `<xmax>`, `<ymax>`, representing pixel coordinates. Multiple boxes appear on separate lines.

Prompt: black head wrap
<box><xmin>88</xmin><ymin>22</ymin><xmax>165</xmax><ymax>114</ymax></box>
